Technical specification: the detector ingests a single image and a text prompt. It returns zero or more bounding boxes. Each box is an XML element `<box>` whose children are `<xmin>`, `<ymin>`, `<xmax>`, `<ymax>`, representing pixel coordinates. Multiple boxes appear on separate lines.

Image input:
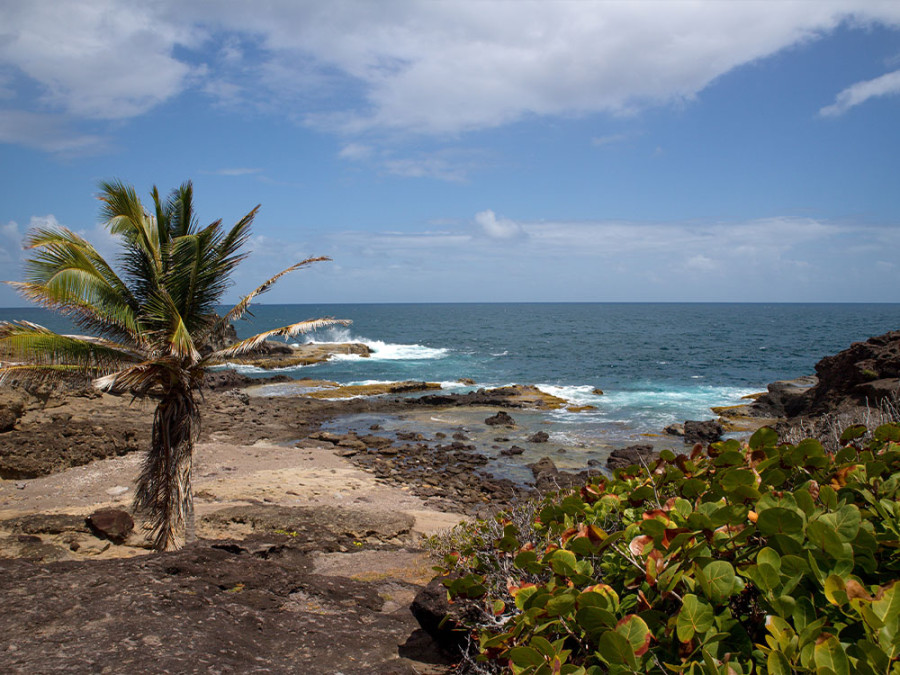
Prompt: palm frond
<box><xmin>0</xmin><ymin>321</ymin><xmax>140</xmax><ymax>387</ymax></box>
<box><xmin>8</xmin><ymin>282</ymin><xmax>144</xmax><ymax>349</ymax></box>
<box><xmin>98</xmin><ymin>180</ymin><xmax>162</xmax><ymax>279</ymax></box>
<box><xmin>22</xmin><ymin>225</ymin><xmax>137</xmax><ymax>310</ymax></box>
<box><xmin>168</xmin><ymin>182</ymin><xmax>196</xmax><ymax>238</ymax></box>
<box><xmin>206</xmin><ymin>317</ymin><xmax>351</xmax><ymax>361</ymax></box>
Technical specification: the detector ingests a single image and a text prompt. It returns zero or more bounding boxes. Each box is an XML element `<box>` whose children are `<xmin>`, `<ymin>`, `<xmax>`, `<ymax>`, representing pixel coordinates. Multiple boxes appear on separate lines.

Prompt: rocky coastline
<box><xmin>0</xmin><ymin>332</ymin><xmax>898</xmax><ymax>672</ymax></box>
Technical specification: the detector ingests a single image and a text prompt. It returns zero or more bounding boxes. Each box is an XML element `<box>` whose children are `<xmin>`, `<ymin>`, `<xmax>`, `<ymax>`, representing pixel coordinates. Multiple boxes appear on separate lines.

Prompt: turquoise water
<box><xmin>4</xmin><ymin>303</ymin><xmax>900</xmax><ymax>446</ymax></box>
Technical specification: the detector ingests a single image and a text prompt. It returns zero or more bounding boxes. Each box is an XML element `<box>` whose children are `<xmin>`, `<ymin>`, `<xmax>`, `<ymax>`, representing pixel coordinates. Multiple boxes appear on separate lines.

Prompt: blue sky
<box><xmin>1</xmin><ymin>1</ymin><xmax>899</xmax><ymax>305</ymax></box>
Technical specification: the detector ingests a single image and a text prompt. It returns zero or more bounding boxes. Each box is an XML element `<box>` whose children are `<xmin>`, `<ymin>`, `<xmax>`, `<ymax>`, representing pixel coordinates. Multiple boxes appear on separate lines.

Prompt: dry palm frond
<box><xmin>206</xmin><ymin>257</ymin><xmax>331</xmax><ymax>337</ymax></box>
<box><xmin>206</xmin><ymin>317</ymin><xmax>352</xmax><ymax>361</ymax></box>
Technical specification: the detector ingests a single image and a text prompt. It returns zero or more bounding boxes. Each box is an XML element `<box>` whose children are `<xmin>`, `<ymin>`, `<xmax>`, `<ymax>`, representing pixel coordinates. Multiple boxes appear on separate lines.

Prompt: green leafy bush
<box><xmin>432</xmin><ymin>424</ymin><xmax>900</xmax><ymax>674</ymax></box>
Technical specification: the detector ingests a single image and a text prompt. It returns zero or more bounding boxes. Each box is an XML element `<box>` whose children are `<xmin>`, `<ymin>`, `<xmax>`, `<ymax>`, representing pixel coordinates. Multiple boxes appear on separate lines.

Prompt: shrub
<box><xmin>431</xmin><ymin>424</ymin><xmax>900</xmax><ymax>674</ymax></box>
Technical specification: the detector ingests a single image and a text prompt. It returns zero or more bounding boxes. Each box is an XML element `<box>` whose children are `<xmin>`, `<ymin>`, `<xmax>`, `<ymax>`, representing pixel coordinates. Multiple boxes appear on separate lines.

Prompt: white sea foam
<box><xmin>536</xmin><ymin>384</ymin><xmax>604</xmax><ymax>407</ymax></box>
<box><xmin>302</xmin><ymin>327</ymin><xmax>448</xmax><ymax>361</ymax></box>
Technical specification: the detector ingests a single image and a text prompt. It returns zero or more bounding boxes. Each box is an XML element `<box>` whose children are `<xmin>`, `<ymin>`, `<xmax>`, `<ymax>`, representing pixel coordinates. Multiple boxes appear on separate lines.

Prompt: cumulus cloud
<box><xmin>820</xmin><ymin>68</ymin><xmax>900</xmax><ymax>116</ymax></box>
<box><xmin>475</xmin><ymin>210</ymin><xmax>525</xmax><ymax>240</ymax></box>
<box><xmin>3</xmin><ymin>0</ymin><xmax>900</xmax><ymax>153</ymax></box>
<box><xmin>0</xmin><ymin>1</ymin><xmax>197</xmax><ymax>120</ymax></box>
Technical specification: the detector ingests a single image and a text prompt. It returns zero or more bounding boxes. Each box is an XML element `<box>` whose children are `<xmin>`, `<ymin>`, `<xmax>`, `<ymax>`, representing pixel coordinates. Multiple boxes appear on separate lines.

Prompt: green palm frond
<box><xmin>207</xmin><ymin>317</ymin><xmax>352</xmax><ymax>362</ymax></box>
<box><xmin>0</xmin><ymin>321</ymin><xmax>140</xmax><ymax>385</ymax></box>
<box><xmin>23</xmin><ymin>225</ymin><xmax>137</xmax><ymax>309</ymax></box>
<box><xmin>8</xmin><ymin>282</ymin><xmax>144</xmax><ymax>349</ymax></box>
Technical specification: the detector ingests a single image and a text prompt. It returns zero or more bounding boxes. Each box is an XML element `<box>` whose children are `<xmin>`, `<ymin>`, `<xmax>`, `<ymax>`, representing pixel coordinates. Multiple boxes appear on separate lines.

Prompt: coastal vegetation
<box><xmin>0</xmin><ymin>180</ymin><xmax>347</xmax><ymax>550</ymax></box>
<box><xmin>431</xmin><ymin>424</ymin><xmax>900</xmax><ymax>674</ymax></box>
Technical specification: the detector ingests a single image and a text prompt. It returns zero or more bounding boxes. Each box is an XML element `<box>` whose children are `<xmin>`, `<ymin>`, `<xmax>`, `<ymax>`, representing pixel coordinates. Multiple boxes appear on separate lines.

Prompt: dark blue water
<box><xmin>4</xmin><ymin>303</ymin><xmax>899</xmax><ymax>445</ymax></box>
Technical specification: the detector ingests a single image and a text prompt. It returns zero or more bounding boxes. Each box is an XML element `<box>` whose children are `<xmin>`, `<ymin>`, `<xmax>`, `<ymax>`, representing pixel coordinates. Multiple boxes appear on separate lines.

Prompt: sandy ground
<box><xmin>0</xmin><ymin>435</ymin><xmax>465</xmax><ymax>566</ymax></box>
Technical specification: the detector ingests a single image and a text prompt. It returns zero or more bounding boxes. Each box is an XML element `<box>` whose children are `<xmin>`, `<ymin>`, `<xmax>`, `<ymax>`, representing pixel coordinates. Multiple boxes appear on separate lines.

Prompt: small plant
<box><xmin>432</xmin><ymin>424</ymin><xmax>900</xmax><ymax>674</ymax></box>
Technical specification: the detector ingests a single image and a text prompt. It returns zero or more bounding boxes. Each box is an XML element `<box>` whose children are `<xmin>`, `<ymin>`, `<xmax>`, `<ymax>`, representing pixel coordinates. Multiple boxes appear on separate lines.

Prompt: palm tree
<box><xmin>0</xmin><ymin>180</ymin><xmax>349</xmax><ymax>551</ymax></box>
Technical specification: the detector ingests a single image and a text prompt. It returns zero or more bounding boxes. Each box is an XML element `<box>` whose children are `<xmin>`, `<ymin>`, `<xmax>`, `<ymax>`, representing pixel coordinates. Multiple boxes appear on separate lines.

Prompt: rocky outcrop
<box><xmin>229</xmin><ymin>342</ymin><xmax>371</xmax><ymax>369</ymax></box>
<box><xmin>683</xmin><ymin>420</ymin><xmax>723</xmax><ymax>445</ymax></box>
<box><xmin>415</xmin><ymin>385</ymin><xmax>567</xmax><ymax>410</ymax></box>
<box><xmin>304</xmin><ymin>381</ymin><xmax>441</xmax><ymax>399</ymax></box>
<box><xmin>527</xmin><ymin>457</ymin><xmax>595</xmax><ymax>493</ymax></box>
<box><xmin>731</xmin><ymin>331</ymin><xmax>900</xmax><ymax>423</ymax></box>
<box><xmin>606</xmin><ymin>444</ymin><xmax>658</xmax><ymax>471</ymax></box>
<box><xmin>805</xmin><ymin>331</ymin><xmax>900</xmax><ymax>413</ymax></box>
<box><xmin>0</xmin><ymin>534</ymin><xmax>445</xmax><ymax>674</ymax></box>
<box><xmin>485</xmin><ymin>411</ymin><xmax>516</xmax><ymax>427</ymax></box>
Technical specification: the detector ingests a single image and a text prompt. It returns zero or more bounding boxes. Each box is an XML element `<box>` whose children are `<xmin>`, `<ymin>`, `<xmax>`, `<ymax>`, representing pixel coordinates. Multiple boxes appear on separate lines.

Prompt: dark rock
<box><xmin>2</xmin><ymin>513</ymin><xmax>89</xmax><ymax>535</ymax></box>
<box><xmin>500</xmin><ymin>445</ymin><xmax>525</xmax><ymax>456</ymax></box>
<box><xmin>750</xmin><ymin>376</ymin><xmax>818</xmax><ymax>417</ymax></box>
<box><xmin>663</xmin><ymin>423</ymin><xmax>684</xmax><ymax>437</ymax></box>
<box><xmin>683</xmin><ymin>420</ymin><xmax>723</xmax><ymax>445</ymax></box>
<box><xmin>410</xmin><ymin>578</ymin><xmax>469</xmax><ymax>651</ymax></box>
<box><xmin>0</xmin><ymin>408</ymin><xmax>18</xmax><ymax>432</ymax></box>
<box><xmin>528</xmin><ymin>431</ymin><xmax>550</xmax><ymax>443</ymax></box>
<box><xmin>592</xmin><ymin>388</ymin><xmax>604</xmax><ymax>396</ymax></box>
<box><xmin>485</xmin><ymin>411</ymin><xmax>516</xmax><ymax>427</ymax></box>
<box><xmin>607</xmin><ymin>444</ymin><xmax>657</xmax><ymax>471</ymax></box>
<box><xmin>451</xmin><ymin>432</ymin><xmax>468</xmax><ymax>441</ymax></box>
<box><xmin>528</xmin><ymin>456</ymin><xmax>558</xmax><ymax>478</ymax></box>
<box><xmin>86</xmin><ymin>509</ymin><xmax>134</xmax><ymax>544</ymax></box>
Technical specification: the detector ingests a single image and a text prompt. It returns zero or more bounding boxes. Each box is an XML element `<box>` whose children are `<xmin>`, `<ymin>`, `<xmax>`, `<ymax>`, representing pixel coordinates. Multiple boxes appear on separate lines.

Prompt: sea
<box><xmin>4</xmin><ymin>303</ymin><xmax>900</xmax><ymax>471</ymax></box>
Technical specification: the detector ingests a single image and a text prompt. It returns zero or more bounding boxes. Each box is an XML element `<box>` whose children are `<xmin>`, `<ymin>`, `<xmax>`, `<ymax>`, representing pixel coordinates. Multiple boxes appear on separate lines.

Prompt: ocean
<box><xmin>4</xmin><ymin>303</ymin><xmax>900</xmax><ymax>455</ymax></box>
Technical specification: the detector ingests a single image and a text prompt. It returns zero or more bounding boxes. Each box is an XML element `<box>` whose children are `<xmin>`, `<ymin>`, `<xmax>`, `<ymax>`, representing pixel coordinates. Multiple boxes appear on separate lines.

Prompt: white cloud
<box><xmin>0</xmin><ymin>1</ymin><xmax>197</xmax><ymax>120</ymax></box>
<box><xmin>3</xmin><ymin>0</ymin><xmax>900</xmax><ymax>151</ymax></box>
<box><xmin>475</xmin><ymin>210</ymin><xmax>525</xmax><ymax>240</ymax></box>
<box><xmin>0</xmin><ymin>109</ymin><xmax>107</xmax><ymax>154</ymax></box>
<box><xmin>337</xmin><ymin>143</ymin><xmax>374</xmax><ymax>161</ymax></box>
<box><xmin>820</xmin><ymin>68</ymin><xmax>900</xmax><ymax>116</ymax></box>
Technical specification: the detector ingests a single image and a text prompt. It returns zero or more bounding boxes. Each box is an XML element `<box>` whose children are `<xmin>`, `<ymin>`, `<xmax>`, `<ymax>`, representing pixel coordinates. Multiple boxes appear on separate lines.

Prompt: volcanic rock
<box><xmin>86</xmin><ymin>508</ymin><xmax>134</xmax><ymax>544</ymax></box>
<box><xmin>606</xmin><ymin>444</ymin><xmax>658</xmax><ymax>471</ymax></box>
<box><xmin>485</xmin><ymin>411</ymin><xmax>516</xmax><ymax>427</ymax></box>
<box><xmin>683</xmin><ymin>420</ymin><xmax>723</xmax><ymax>445</ymax></box>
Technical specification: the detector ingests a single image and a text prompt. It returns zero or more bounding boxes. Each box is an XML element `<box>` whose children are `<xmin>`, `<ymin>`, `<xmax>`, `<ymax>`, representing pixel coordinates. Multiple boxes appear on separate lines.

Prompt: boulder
<box><xmin>607</xmin><ymin>444</ymin><xmax>657</xmax><ymax>471</ymax></box>
<box><xmin>485</xmin><ymin>411</ymin><xmax>516</xmax><ymax>427</ymax></box>
<box><xmin>527</xmin><ymin>431</ymin><xmax>550</xmax><ymax>443</ymax></box>
<box><xmin>500</xmin><ymin>445</ymin><xmax>525</xmax><ymax>456</ymax></box>
<box><xmin>683</xmin><ymin>420</ymin><xmax>723</xmax><ymax>446</ymax></box>
<box><xmin>410</xmin><ymin>578</ymin><xmax>469</xmax><ymax>651</ymax></box>
<box><xmin>663</xmin><ymin>423</ymin><xmax>684</xmax><ymax>437</ymax></box>
<box><xmin>86</xmin><ymin>509</ymin><xmax>134</xmax><ymax>544</ymax></box>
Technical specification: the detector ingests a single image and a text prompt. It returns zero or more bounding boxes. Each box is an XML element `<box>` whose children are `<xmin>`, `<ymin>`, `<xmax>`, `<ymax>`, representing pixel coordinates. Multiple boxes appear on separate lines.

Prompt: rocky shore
<box><xmin>1</xmin><ymin>331</ymin><xmax>898</xmax><ymax>672</ymax></box>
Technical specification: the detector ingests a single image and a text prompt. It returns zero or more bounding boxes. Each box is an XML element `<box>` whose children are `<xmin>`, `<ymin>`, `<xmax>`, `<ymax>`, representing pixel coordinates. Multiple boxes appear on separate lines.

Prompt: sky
<box><xmin>0</xmin><ymin>0</ymin><xmax>899</xmax><ymax>305</ymax></box>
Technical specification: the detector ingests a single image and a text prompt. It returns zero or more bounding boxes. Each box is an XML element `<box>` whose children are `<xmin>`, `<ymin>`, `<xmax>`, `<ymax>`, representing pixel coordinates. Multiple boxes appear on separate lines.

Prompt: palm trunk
<box><xmin>134</xmin><ymin>388</ymin><xmax>199</xmax><ymax>551</ymax></box>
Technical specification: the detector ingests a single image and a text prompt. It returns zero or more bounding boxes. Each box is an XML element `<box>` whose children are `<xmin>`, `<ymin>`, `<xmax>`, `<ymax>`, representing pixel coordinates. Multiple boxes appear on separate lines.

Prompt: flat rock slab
<box><xmin>0</xmin><ymin>536</ymin><xmax>448</xmax><ymax>674</ymax></box>
<box><xmin>202</xmin><ymin>504</ymin><xmax>416</xmax><ymax>547</ymax></box>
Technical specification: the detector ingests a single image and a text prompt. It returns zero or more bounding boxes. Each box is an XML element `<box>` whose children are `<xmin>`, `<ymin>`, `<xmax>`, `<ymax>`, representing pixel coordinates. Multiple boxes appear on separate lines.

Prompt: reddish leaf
<box><xmin>629</xmin><ymin>534</ymin><xmax>653</xmax><ymax>557</ymax></box>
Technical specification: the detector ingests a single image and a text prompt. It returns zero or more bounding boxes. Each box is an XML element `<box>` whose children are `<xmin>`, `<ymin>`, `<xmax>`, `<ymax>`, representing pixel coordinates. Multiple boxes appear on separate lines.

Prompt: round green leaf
<box><xmin>615</xmin><ymin>614</ymin><xmax>651</xmax><ymax>657</ymax></box>
<box><xmin>509</xmin><ymin>646</ymin><xmax>546</xmax><ymax>668</ymax></box>
<box><xmin>813</xmin><ymin>634</ymin><xmax>850</xmax><ymax>675</ymax></box>
<box><xmin>756</xmin><ymin>507</ymin><xmax>804</xmax><ymax>535</ymax></box>
<box><xmin>596</xmin><ymin>630</ymin><xmax>637</xmax><ymax>669</ymax></box>
<box><xmin>699</xmin><ymin>560</ymin><xmax>737</xmax><ymax>604</ymax></box>
<box><xmin>677</xmin><ymin>594</ymin><xmax>714</xmax><ymax>642</ymax></box>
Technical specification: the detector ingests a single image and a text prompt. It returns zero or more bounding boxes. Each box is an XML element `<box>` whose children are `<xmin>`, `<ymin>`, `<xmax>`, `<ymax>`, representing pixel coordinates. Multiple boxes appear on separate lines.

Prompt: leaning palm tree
<box><xmin>0</xmin><ymin>180</ymin><xmax>349</xmax><ymax>551</ymax></box>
